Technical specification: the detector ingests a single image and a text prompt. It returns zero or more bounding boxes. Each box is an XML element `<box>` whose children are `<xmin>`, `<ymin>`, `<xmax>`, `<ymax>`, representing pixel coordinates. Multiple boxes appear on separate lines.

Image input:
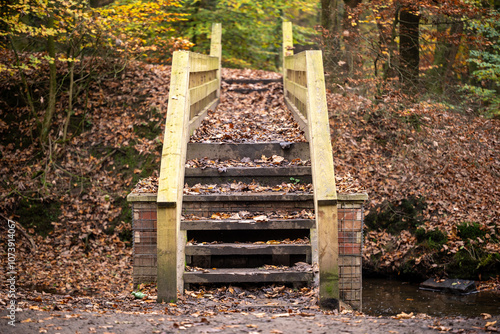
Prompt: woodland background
<box><xmin>0</xmin><ymin>0</ymin><xmax>499</xmax><ymax>297</ymax></box>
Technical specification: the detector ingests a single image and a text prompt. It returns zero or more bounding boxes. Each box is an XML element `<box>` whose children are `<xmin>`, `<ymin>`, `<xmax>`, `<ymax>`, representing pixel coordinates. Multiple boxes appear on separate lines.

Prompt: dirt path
<box><xmin>1</xmin><ymin>308</ymin><xmax>496</xmax><ymax>333</ymax></box>
<box><xmin>1</xmin><ymin>289</ymin><xmax>497</xmax><ymax>334</ymax></box>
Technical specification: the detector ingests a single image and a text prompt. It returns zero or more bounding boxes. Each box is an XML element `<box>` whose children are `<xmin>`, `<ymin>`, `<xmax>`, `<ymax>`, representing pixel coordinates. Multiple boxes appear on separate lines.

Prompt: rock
<box><xmin>420</xmin><ymin>278</ymin><xmax>476</xmax><ymax>294</ymax></box>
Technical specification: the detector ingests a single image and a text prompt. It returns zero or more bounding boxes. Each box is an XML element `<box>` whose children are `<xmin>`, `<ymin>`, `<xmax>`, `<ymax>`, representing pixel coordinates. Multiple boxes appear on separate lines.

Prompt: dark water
<box><xmin>363</xmin><ymin>278</ymin><xmax>500</xmax><ymax>317</ymax></box>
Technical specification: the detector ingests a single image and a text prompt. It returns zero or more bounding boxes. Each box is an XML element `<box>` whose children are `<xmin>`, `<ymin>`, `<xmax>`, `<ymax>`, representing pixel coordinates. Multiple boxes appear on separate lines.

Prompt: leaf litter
<box><xmin>1</xmin><ymin>59</ymin><xmax>499</xmax><ymax>333</ymax></box>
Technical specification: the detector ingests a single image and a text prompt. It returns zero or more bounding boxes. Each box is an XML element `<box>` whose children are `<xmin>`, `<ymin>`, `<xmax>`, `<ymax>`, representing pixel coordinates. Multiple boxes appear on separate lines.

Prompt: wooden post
<box><xmin>282</xmin><ymin>21</ymin><xmax>294</xmax><ymax>65</ymax></box>
<box><xmin>210</xmin><ymin>23</ymin><xmax>222</xmax><ymax>98</ymax></box>
<box><xmin>157</xmin><ymin>51</ymin><xmax>191</xmax><ymax>303</ymax></box>
<box><xmin>282</xmin><ymin>21</ymin><xmax>293</xmax><ymax>120</ymax></box>
<box><xmin>305</xmin><ymin>50</ymin><xmax>339</xmax><ymax>305</ymax></box>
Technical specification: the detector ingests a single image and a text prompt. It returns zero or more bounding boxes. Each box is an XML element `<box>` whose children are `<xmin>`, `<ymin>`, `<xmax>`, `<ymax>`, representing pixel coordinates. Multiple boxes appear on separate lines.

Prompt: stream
<box><xmin>362</xmin><ymin>278</ymin><xmax>500</xmax><ymax>317</ymax></box>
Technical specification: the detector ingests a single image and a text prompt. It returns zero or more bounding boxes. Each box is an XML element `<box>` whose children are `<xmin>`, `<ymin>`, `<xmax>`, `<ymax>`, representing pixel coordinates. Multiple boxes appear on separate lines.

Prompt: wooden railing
<box><xmin>157</xmin><ymin>23</ymin><xmax>221</xmax><ymax>303</ymax></box>
<box><xmin>282</xmin><ymin>22</ymin><xmax>340</xmax><ymax>306</ymax></box>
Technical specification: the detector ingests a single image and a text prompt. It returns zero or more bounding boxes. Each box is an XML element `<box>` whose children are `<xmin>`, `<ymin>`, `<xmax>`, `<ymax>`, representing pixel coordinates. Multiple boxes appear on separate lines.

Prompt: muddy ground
<box><xmin>1</xmin><ymin>292</ymin><xmax>498</xmax><ymax>334</ymax></box>
<box><xmin>1</xmin><ymin>308</ymin><xmax>497</xmax><ymax>334</ymax></box>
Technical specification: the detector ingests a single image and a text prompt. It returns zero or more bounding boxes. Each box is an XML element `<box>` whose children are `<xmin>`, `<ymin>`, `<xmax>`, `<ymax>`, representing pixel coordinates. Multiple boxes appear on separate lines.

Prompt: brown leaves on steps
<box><xmin>182</xmin><ymin>209</ymin><xmax>315</xmax><ymax>221</ymax></box>
<box><xmin>186</xmin><ymin>237</ymin><xmax>310</xmax><ymax>246</ymax></box>
<box><xmin>186</xmin><ymin>156</ymin><xmax>311</xmax><ymax>169</ymax></box>
<box><xmin>184</xmin><ymin>181</ymin><xmax>313</xmax><ymax>195</ymax></box>
<box><xmin>190</xmin><ymin>81</ymin><xmax>306</xmax><ymax>143</ymax></box>
<box><xmin>132</xmin><ymin>171</ymin><xmax>362</xmax><ymax>194</ymax></box>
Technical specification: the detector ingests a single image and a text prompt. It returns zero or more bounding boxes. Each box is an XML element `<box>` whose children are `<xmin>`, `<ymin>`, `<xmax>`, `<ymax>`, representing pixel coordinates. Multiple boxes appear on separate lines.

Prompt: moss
<box><xmin>446</xmin><ymin>248</ymin><xmax>500</xmax><ymax>280</ymax></box>
<box><xmin>108</xmin><ymin>196</ymin><xmax>132</xmax><ymax>244</ymax></box>
<box><xmin>401</xmin><ymin>113</ymin><xmax>423</xmax><ymax>131</ymax></box>
<box><xmin>134</xmin><ymin>107</ymin><xmax>163</xmax><ymax>140</ymax></box>
<box><xmin>415</xmin><ymin>228</ymin><xmax>448</xmax><ymax>250</ymax></box>
<box><xmin>457</xmin><ymin>221</ymin><xmax>486</xmax><ymax>241</ymax></box>
<box><xmin>446</xmin><ymin>249</ymin><xmax>479</xmax><ymax>279</ymax></box>
<box><xmin>16</xmin><ymin>198</ymin><xmax>61</xmax><ymax>237</ymax></box>
<box><xmin>365</xmin><ymin>195</ymin><xmax>427</xmax><ymax>234</ymax></box>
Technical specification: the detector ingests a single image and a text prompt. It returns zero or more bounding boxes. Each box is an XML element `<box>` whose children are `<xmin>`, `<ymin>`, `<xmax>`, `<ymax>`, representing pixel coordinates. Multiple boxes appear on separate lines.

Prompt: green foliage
<box><xmin>173</xmin><ymin>0</ymin><xmax>318</xmax><ymax>70</ymax></box>
<box><xmin>365</xmin><ymin>196</ymin><xmax>427</xmax><ymax>234</ymax></box>
<box><xmin>461</xmin><ymin>14</ymin><xmax>500</xmax><ymax>117</ymax></box>
<box><xmin>17</xmin><ymin>199</ymin><xmax>61</xmax><ymax>237</ymax></box>
<box><xmin>415</xmin><ymin>228</ymin><xmax>448</xmax><ymax>250</ymax></box>
<box><xmin>447</xmin><ymin>249</ymin><xmax>481</xmax><ymax>279</ymax></box>
<box><xmin>457</xmin><ymin>221</ymin><xmax>487</xmax><ymax>241</ymax></box>
<box><xmin>96</xmin><ymin>0</ymin><xmax>192</xmax><ymax>63</ymax></box>
<box><xmin>447</xmin><ymin>247</ymin><xmax>500</xmax><ymax>279</ymax></box>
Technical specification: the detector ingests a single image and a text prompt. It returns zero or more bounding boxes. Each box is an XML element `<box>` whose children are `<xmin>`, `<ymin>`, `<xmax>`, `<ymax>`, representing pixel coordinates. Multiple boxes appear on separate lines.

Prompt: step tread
<box><xmin>181</xmin><ymin>219</ymin><xmax>315</xmax><ymax>230</ymax></box>
<box><xmin>223</xmin><ymin>78</ymin><xmax>282</xmax><ymax>84</ymax></box>
<box><xmin>183</xmin><ymin>268</ymin><xmax>313</xmax><ymax>283</ymax></box>
<box><xmin>183</xmin><ymin>193</ymin><xmax>313</xmax><ymax>202</ymax></box>
<box><xmin>185</xmin><ymin>243</ymin><xmax>311</xmax><ymax>255</ymax></box>
<box><xmin>186</xmin><ymin>142</ymin><xmax>310</xmax><ymax>161</ymax></box>
<box><xmin>185</xmin><ymin>166</ymin><xmax>312</xmax><ymax>177</ymax></box>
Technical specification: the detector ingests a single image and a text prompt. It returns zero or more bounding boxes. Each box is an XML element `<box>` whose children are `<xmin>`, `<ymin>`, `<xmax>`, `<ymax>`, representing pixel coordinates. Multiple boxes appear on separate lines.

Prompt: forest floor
<box><xmin>0</xmin><ymin>58</ymin><xmax>499</xmax><ymax>332</ymax></box>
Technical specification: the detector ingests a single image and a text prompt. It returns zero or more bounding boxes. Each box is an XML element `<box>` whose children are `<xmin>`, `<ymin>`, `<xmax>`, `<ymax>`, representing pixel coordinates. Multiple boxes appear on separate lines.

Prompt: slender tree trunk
<box><xmin>63</xmin><ymin>59</ymin><xmax>75</xmax><ymax>142</ymax></box>
<box><xmin>429</xmin><ymin>19</ymin><xmax>463</xmax><ymax>93</ymax></box>
<box><xmin>41</xmin><ymin>14</ymin><xmax>57</xmax><ymax>144</ymax></box>
<box><xmin>321</xmin><ymin>0</ymin><xmax>343</xmax><ymax>34</ymax></box>
<box><xmin>399</xmin><ymin>7</ymin><xmax>420</xmax><ymax>87</ymax></box>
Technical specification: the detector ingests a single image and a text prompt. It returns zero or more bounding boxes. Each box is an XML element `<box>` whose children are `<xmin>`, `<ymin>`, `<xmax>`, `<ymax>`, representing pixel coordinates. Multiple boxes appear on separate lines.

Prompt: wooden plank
<box><xmin>185</xmin><ymin>244</ymin><xmax>311</xmax><ymax>256</ymax></box>
<box><xmin>305</xmin><ymin>51</ymin><xmax>337</xmax><ymax>203</ymax></box>
<box><xmin>317</xmin><ymin>204</ymin><xmax>340</xmax><ymax>302</ymax></box>
<box><xmin>338</xmin><ymin>193</ymin><xmax>369</xmax><ymax>202</ymax></box>
<box><xmin>185</xmin><ymin>166</ymin><xmax>312</xmax><ymax>178</ymax></box>
<box><xmin>188</xmin><ymin>53</ymin><xmax>219</xmax><ymax>72</ymax></box>
<box><xmin>282</xmin><ymin>21</ymin><xmax>293</xmax><ymax>75</ymax></box>
<box><xmin>189</xmin><ymin>78</ymin><xmax>219</xmax><ymax>105</ymax></box>
<box><xmin>303</xmin><ymin>50</ymin><xmax>339</xmax><ymax>304</ymax></box>
<box><xmin>157</xmin><ymin>50</ymin><xmax>191</xmax><ymax>303</ymax></box>
<box><xmin>181</xmin><ymin>219</ymin><xmax>315</xmax><ymax>231</ymax></box>
<box><xmin>184</xmin><ymin>268</ymin><xmax>313</xmax><ymax>284</ymax></box>
<box><xmin>189</xmin><ymin>70</ymin><xmax>216</xmax><ymax>89</ymax></box>
<box><xmin>285</xmin><ymin>96</ymin><xmax>309</xmax><ymax>139</ymax></box>
<box><xmin>284</xmin><ymin>78</ymin><xmax>308</xmax><ymax>107</ymax></box>
<box><xmin>158</xmin><ymin>51</ymin><xmax>190</xmax><ymax>205</ymax></box>
<box><xmin>188</xmin><ymin>98</ymin><xmax>219</xmax><ymax>135</ymax></box>
<box><xmin>127</xmin><ymin>192</ymin><xmax>157</xmax><ymax>202</ymax></box>
<box><xmin>210</xmin><ymin>23</ymin><xmax>222</xmax><ymax>98</ymax></box>
<box><xmin>284</xmin><ymin>52</ymin><xmax>307</xmax><ymax>72</ymax></box>
<box><xmin>182</xmin><ymin>193</ymin><xmax>313</xmax><ymax>202</ymax></box>
<box><xmin>156</xmin><ymin>207</ymin><xmax>178</xmax><ymax>302</ymax></box>
<box><xmin>186</xmin><ymin>142</ymin><xmax>311</xmax><ymax>160</ymax></box>
<box><xmin>223</xmin><ymin>78</ymin><xmax>282</xmax><ymax>84</ymax></box>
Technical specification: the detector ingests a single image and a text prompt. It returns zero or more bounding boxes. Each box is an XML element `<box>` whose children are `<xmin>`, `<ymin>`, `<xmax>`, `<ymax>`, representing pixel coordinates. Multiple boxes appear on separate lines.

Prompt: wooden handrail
<box><xmin>282</xmin><ymin>22</ymin><xmax>340</xmax><ymax>306</ymax></box>
<box><xmin>157</xmin><ymin>23</ymin><xmax>222</xmax><ymax>303</ymax></box>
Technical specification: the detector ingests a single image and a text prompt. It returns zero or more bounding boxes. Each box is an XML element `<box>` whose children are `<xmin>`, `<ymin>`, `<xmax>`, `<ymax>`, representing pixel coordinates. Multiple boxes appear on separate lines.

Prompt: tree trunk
<box><xmin>321</xmin><ymin>0</ymin><xmax>343</xmax><ymax>34</ymax></box>
<box><xmin>429</xmin><ymin>19</ymin><xmax>463</xmax><ymax>93</ymax></box>
<box><xmin>89</xmin><ymin>0</ymin><xmax>115</xmax><ymax>8</ymax></box>
<box><xmin>399</xmin><ymin>7</ymin><xmax>420</xmax><ymax>87</ymax></box>
<box><xmin>40</xmin><ymin>14</ymin><xmax>57</xmax><ymax>144</ymax></box>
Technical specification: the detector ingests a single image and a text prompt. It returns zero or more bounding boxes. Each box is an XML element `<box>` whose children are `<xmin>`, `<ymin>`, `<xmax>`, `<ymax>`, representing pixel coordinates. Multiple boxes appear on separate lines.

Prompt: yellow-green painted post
<box><xmin>282</xmin><ymin>21</ymin><xmax>293</xmax><ymax>118</ymax></box>
<box><xmin>157</xmin><ymin>51</ymin><xmax>191</xmax><ymax>303</ymax></box>
<box><xmin>305</xmin><ymin>50</ymin><xmax>339</xmax><ymax>305</ymax></box>
<box><xmin>282</xmin><ymin>21</ymin><xmax>294</xmax><ymax>65</ymax></box>
<box><xmin>210</xmin><ymin>23</ymin><xmax>222</xmax><ymax>98</ymax></box>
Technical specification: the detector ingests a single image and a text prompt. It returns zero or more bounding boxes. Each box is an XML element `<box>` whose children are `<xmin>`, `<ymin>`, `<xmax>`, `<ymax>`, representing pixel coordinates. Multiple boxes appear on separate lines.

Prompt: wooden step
<box><xmin>185</xmin><ymin>243</ymin><xmax>311</xmax><ymax>256</ymax></box>
<box><xmin>223</xmin><ymin>78</ymin><xmax>282</xmax><ymax>84</ymax></box>
<box><xmin>181</xmin><ymin>218</ymin><xmax>315</xmax><ymax>230</ymax></box>
<box><xmin>184</xmin><ymin>192</ymin><xmax>313</xmax><ymax>202</ymax></box>
<box><xmin>182</xmin><ymin>193</ymin><xmax>314</xmax><ymax>217</ymax></box>
<box><xmin>186</xmin><ymin>142</ymin><xmax>310</xmax><ymax>161</ymax></box>
<box><xmin>227</xmin><ymin>88</ymin><xmax>269</xmax><ymax>94</ymax></box>
<box><xmin>183</xmin><ymin>268</ymin><xmax>312</xmax><ymax>284</ymax></box>
<box><xmin>184</xmin><ymin>166</ymin><xmax>312</xmax><ymax>186</ymax></box>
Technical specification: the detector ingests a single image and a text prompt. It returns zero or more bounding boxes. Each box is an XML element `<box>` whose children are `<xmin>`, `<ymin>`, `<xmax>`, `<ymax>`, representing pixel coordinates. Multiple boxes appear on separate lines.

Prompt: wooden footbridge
<box><xmin>128</xmin><ymin>22</ymin><xmax>367</xmax><ymax>310</ymax></box>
